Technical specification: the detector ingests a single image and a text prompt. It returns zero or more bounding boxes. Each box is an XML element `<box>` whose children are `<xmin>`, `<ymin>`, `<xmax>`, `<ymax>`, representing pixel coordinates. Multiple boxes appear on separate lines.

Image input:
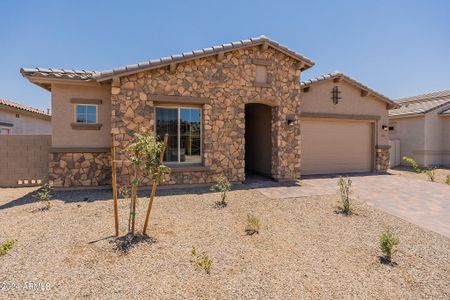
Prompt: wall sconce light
<box><xmin>382</xmin><ymin>125</ymin><xmax>388</xmax><ymax>131</ymax></box>
<box><xmin>287</xmin><ymin>115</ymin><xmax>295</xmax><ymax>126</ymax></box>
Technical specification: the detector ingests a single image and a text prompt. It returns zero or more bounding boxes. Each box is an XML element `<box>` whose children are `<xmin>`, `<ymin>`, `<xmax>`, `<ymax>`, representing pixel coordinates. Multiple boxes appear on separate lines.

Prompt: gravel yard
<box><xmin>1</xmin><ymin>185</ymin><xmax>449</xmax><ymax>299</ymax></box>
<box><xmin>389</xmin><ymin>166</ymin><xmax>450</xmax><ymax>184</ymax></box>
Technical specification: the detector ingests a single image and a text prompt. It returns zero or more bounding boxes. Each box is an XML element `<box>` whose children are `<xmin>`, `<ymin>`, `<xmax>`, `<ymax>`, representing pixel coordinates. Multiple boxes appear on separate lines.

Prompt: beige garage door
<box><xmin>301</xmin><ymin>119</ymin><xmax>373</xmax><ymax>175</ymax></box>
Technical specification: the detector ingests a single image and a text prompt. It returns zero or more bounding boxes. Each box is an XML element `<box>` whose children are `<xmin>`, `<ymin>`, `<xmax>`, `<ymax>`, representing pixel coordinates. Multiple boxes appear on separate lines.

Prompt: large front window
<box><xmin>155</xmin><ymin>107</ymin><xmax>201</xmax><ymax>163</ymax></box>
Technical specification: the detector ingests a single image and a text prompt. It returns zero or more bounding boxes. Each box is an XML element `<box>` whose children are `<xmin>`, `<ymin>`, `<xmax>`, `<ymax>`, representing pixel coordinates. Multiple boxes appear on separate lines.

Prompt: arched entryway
<box><xmin>244</xmin><ymin>103</ymin><xmax>272</xmax><ymax>178</ymax></box>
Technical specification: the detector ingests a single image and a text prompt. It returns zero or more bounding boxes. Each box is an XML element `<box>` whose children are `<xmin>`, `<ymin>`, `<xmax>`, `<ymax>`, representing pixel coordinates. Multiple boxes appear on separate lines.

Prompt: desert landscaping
<box><xmin>1</xmin><ymin>183</ymin><xmax>449</xmax><ymax>299</ymax></box>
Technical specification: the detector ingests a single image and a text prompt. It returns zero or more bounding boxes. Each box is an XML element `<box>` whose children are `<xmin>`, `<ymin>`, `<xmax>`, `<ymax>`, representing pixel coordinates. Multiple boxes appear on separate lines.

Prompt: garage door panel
<box><xmin>301</xmin><ymin>120</ymin><xmax>373</xmax><ymax>175</ymax></box>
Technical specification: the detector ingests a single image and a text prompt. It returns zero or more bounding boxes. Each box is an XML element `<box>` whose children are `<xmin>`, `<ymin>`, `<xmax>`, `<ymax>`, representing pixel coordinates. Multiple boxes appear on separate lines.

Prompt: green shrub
<box><xmin>446</xmin><ymin>175</ymin><xmax>450</xmax><ymax>185</ymax></box>
<box><xmin>379</xmin><ymin>227</ymin><xmax>400</xmax><ymax>263</ymax></box>
<box><xmin>338</xmin><ymin>177</ymin><xmax>352</xmax><ymax>215</ymax></box>
<box><xmin>245</xmin><ymin>214</ymin><xmax>261</xmax><ymax>235</ymax></box>
<box><xmin>191</xmin><ymin>246</ymin><xmax>212</xmax><ymax>274</ymax></box>
<box><xmin>424</xmin><ymin>167</ymin><xmax>436</xmax><ymax>182</ymax></box>
<box><xmin>402</xmin><ymin>156</ymin><xmax>421</xmax><ymax>173</ymax></box>
<box><xmin>33</xmin><ymin>182</ymin><xmax>52</xmax><ymax>210</ymax></box>
<box><xmin>210</xmin><ymin>174</ymin><xmax>231</xmax><ymax>207</ymax></box>
<box><xmin>0</xmin><ymin>239</ymin><xmax>15</xmax><ymax>256</ymax></box>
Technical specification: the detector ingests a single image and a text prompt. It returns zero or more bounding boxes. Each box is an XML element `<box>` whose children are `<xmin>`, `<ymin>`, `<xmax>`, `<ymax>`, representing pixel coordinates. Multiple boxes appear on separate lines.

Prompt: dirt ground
<box><xmin>0</xmin><ymin>185</ymin><xmax>449</xmax><ymax>299</ymax></box>
<box><xmin>389</xmin><ymin>166</ymin><xmax>450</xmax><ymax>184</ymax></box>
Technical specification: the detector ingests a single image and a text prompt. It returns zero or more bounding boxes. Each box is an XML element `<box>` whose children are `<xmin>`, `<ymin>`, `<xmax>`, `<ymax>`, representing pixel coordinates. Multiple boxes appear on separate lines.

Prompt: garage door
<box><xmin>301</xmin><ymin>119</ymin><xmax>373</xmax><ymax>175</ymax></box>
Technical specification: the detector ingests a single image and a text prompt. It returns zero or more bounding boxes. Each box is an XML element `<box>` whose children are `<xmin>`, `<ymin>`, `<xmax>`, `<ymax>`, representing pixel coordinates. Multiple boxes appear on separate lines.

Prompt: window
<box><xmin>0</xmin><ymin>128</ymin><xmax>10</xmax><ymax>135</ymax></box>
<box><xmin>76</xmin><ymin>104</ymin><xmax>97</xmax><ymax>124</ymax></box>
<box><xmin>155</xmin><ymin>107</ymin><xmax>201</xmax><ymax>163</ymax></box>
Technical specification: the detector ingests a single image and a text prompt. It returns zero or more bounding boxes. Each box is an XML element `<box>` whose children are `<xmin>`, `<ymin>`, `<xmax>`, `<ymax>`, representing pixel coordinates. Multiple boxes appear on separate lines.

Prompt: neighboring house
<box><xmin>21</xmin><ymin>36</ymin><xmax>395</xmax><ymax>188</ymax></box>
<box><xmin>0</xmin><ymin>98</ymin><xmax>51</xmax><ymax>134</ymax></box>
<box><xmin>389</xmin><ymin>90</ymin><xmax>450</xmax><ymax>167</ymax></box>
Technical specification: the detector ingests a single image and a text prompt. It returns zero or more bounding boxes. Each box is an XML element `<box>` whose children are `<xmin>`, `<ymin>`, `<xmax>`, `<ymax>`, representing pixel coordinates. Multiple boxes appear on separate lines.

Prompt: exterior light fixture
<box><xmin>287</xmin><ymin>116</ymin><xmax>295</xmax><ymax>126</ymax></box>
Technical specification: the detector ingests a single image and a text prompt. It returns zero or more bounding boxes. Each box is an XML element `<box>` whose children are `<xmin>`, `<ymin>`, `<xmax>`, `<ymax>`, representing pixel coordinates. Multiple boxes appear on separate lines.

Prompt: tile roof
<box><xmin>20</xmin><ymin>68</ymin><xmax>98</xmax><ymax>81</ymax></box>
<box><xmin>21</xmin><ymin>36</ymin><xmax>314</xmax><ymax>83</ymax></box>
<box><xmin>301</xmin><ymin>71</ymin><xmax>397</xmax><ymax>109</ymax></box>
<box><xmin>389</xmin><ymin>89</ymin><xmax>450</xmax><ymax>117</ymax></box>
<box><xmin>440</xmin><ymin>107</ymin><xmax>450</xmax><ymax>115</ymax></box>
<box><xmin>0</xmin><ymin>98</ymin><xmax>51</xmax><ymax>118</ymax></box>
<box><xmin>93</xmin><ymin>35</ymin><xmax>314</xmax><ymax>81</ymax></box>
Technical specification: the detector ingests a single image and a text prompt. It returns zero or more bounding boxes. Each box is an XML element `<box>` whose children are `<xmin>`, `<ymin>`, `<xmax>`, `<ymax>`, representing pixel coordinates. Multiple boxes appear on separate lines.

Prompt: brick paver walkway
<box><xmin>246</xmin><ymin>174</ymin><xmax>450</xmax><ymax>238</ymax></box>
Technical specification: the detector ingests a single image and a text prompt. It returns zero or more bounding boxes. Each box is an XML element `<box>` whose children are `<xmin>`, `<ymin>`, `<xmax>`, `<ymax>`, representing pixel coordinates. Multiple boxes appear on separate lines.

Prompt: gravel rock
<box><xmin>0</xmin><ymin>186</ymin><xmax>449</xmax><ymax>299</ymax></box>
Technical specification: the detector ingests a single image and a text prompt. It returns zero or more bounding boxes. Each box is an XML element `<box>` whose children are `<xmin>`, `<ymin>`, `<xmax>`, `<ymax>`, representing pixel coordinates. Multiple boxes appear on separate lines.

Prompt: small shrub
<box><xmin>33</xmin><ymin>182</ymin><xmax>52</xmax><ymax>210</ymax></box>
<box><xmin>445</xmin><ymin>174</ymin><xmax>450</xmax><ymax>185</ymax></box>
<box><xmin>379</xmin><ymin>227</ymin><xmax>400</xmax><ymax>264</ymax></box>
<box><xmin>424</xmin><ymin>167</ymin><xmax>436</xmax><ymax>182</ymax></box>
<box><xmin>402</xmin><ymin>156</ymin><xmax>421</xmax><ymax>173</ymax></box>
<box><xmin>0</xmin><ymin>239</ymin><xmax>15</xmax><ymax>256</ymax></box>
<box><xmin>338</xmin><ymin>177</ymin><xmax>352</xmax><ymax>215</ymax></box>
<box><xmin>245</xmin><ymin>214</ymin><xmax>261</xmax><ymax>235</ymax></box>
<box><xmin>191</xmin><ymin>246</ymin><xmax>212</xmax><ymax>274</ymax></box>
<box><xmin>210</xmin><ymin>174</ymin><xmax>231</xmax><ymax>207</ymax></box>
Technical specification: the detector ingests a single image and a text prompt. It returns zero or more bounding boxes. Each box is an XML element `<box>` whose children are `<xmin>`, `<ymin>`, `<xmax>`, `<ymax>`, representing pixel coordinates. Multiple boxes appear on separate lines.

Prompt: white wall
<box><xmin>388</xmin><ymin>116</ymin><xmax>425</xmax><ymax>166</ymax></box>
<box><xmin>0</xmin><ymin>109</ymin><xmax>51</xmax><ymax>135</ymax></box>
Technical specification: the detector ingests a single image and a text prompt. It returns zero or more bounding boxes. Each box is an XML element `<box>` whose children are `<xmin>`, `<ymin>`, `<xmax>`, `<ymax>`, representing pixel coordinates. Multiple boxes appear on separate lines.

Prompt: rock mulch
<box><xmin>0</xmin><ymin>186</ymin><xmax>449</xmax><ymax>299</ymax></box>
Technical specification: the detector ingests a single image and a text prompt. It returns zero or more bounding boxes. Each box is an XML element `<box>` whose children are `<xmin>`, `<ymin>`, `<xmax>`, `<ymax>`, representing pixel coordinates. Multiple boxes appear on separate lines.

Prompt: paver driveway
<box><xmin>247</xmin><ymin>174</ymin><xmax>450</xmax><ymax>238</ymax></box>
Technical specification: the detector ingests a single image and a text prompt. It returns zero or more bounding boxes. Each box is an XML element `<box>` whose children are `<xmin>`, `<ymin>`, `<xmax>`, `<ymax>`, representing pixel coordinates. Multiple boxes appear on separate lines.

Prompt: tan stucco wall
<box><xmin>51</xmin><ymin>83</ymin><xmax>111</xmax><ymax>148</ymax></box>
<box><xmin>0</xmin><ymin>135</ymin><xmax>51</xmax><ymax>187</ymax></box>
<box><xmin>0</xmin><ymin>109</ymin><xmax>51</xmax><ymax>134</ymax></box>
<box><xmin>300</xmin><ymin>79</ymin><xmax>390</xmax><ymax>146</ymax></box>
<box><xmin>389</xmin><ymin>103</ymin><xmax>450</xmax><ymax>167</ymax></box>
<box><xmin>443</xmin><ymin>116</ymin><xmax>450</xmax><ymax>166</ymax></box>
<box><xmin>389</xmin><ymin>116</ymin><xmax>425</xmax><ymax>166</ymax></box>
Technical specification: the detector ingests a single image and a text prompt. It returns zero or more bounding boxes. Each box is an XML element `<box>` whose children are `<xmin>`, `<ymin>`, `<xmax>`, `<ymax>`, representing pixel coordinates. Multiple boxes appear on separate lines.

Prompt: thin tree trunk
<box><xmin>130</xmin><ymin>168</ymin><xmax>138</xmax><ymax>235</ymax></box>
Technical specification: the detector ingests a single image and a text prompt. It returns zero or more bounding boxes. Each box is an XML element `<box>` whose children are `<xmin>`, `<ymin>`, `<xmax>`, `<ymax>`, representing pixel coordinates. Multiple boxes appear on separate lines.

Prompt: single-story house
<box><xmin>20</xmin><ymin>36</ymin><xmax>395</xmax><ymax>188</ymax></box>
<box><xmin>0</xmin><ymin>98</ymin><xmax>51</xmax><ymax>135</ymax></box>
<box><xmin>389</xmin><ymin>90</ymin><xmax>450</xmax><ymax>167</ymax></box>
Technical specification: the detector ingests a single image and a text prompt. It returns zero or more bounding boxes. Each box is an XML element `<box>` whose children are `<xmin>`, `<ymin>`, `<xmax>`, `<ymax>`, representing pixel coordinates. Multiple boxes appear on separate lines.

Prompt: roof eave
<box><xmin>389</xmin><ymin>112</ymin><xmax>425</xmax><ymax>119</ymax></box>
<box><xmin>302</xmin><ymin>73</ymin><xmax>396</xmax><ymax>109</ymax></box>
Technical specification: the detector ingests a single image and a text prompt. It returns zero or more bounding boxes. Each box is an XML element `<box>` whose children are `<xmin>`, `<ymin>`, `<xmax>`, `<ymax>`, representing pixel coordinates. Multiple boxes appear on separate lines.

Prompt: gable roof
<box><xmin>21</xmin><ymin>35</ymin><xmax>314</xmax><ymax>86</ymax></box>
<box><xmin>0</xmin><ymin>98</ymin><xmax>51</xmax><ymax>119</ymax></box>
<box><xmin>94</xmin><ymin>35</ymin><xmax>314</xmax><ymax>82</ymax></box>
<box><xmin>301</xmin><ymin>71</ymin><xmax>397</xmax><ymax>109</ymax></box>
<box><xmin>389</xmin><ymin>89</ymin><xmax>450</xmax><ymax>117</ymax></box>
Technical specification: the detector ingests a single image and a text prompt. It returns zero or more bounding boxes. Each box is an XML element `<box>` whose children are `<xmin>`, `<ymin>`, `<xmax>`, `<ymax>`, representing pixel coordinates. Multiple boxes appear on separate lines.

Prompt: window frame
<box><xmin>154</xmin><ymin>105</ymin><xmax>203</xmax><ymax>165</ymax></box>
<box><xmin>74</xmin><ymin>104</ymin><xmax>98</xmax><ymax>124</ymax></box>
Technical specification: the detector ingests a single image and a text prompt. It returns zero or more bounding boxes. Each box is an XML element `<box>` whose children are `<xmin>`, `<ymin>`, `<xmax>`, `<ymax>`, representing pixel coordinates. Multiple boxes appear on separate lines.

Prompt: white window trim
<box><xmin>154</xmin><ymin>105</ymin><xmax>203</xmax><ymax>164</ymax></box>
<box><xmin>74</xmin><ymin>104</ymin><xmax>98</xmax><ymax>124</ymax></box>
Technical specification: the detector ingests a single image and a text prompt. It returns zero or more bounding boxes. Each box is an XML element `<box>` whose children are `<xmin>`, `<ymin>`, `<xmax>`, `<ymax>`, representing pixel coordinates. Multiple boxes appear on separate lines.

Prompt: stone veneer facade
<box><xmin>49</xmin><ymin>152</ymin><xmax>111</xmax><ymax>187</ymax></box>
<box><xmin>111</xmin><ymin>46</ymin><xmax>302</xmax><ymax>186</ymax></box>
<box><xmin>375</xmin><ymin>147</ymin><xmax>390</xmax><ymax>172</ymax></box>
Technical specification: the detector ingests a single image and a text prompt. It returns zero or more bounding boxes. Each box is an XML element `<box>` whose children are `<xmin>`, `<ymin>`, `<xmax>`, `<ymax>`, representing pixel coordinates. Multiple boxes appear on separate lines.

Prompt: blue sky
<box><xmin>1</xmin><ymin>0</ymin><xmax>449</xmax><ymax>111</ymax></box>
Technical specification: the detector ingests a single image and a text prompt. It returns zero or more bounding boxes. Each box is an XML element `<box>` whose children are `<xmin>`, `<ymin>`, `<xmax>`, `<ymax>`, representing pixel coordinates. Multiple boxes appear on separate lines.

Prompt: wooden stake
<box><xmin>142</xmin><ymin>134</ymin><xmax>168</xmax><ymax>236</ymax></box>
<box><xmin>111</xmin><ymin>133</ymin><xmax>119</xmax><ymax>237</ymax></box>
